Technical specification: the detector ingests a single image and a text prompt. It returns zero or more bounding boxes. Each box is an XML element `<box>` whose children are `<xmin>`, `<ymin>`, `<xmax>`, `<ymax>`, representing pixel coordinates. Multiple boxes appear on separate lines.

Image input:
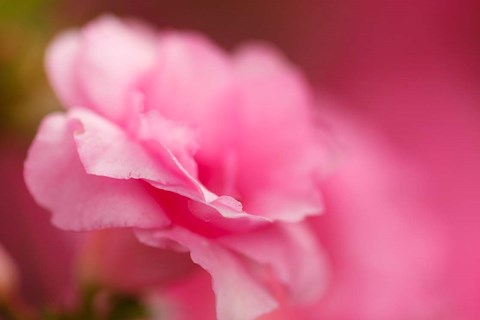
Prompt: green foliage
<box><xmin>0</xmin><ymin>0</ymin><xmax>61</xmax><ymax>135</ymax></box>
<box><xmin>0</xmin><ymin>0</ymin><xmax>55</xmax><ymax>29</ymax></box>
<box><xmin>39</xmin><ymin>285</ymin><xmax>152</xmax><ymax>320</ymax></box>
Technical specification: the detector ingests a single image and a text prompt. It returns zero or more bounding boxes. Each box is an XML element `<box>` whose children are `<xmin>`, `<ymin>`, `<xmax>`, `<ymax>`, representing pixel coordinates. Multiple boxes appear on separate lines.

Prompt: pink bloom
<box><xmin>25</xmin><ymin>15</ymin><xmax>327</xmax><ymax>320</ymax></box>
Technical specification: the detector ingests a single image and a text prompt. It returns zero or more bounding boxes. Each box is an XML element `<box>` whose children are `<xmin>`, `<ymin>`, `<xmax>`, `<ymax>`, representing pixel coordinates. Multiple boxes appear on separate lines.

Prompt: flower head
<box><xmin>25</xmin><ymin>15</ymin><xmax>328</xmax><ymax>320</ymax></box>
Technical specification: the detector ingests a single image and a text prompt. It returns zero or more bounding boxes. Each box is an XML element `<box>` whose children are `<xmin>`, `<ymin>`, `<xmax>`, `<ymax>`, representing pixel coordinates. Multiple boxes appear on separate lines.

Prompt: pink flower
<box><xmin>25</xmin><ymin>15</ymin><xmax>327</xmax><ymax>320</ymax></box>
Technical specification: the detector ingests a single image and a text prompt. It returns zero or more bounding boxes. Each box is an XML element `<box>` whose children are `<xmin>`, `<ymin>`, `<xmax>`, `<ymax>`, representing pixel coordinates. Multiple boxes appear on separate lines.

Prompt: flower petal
<box><xmin>144</xmin><ymin>32</ymin><xmax>237</xmax><ymax>164</ymax></box>
<box><xmin>24</xmin><ymin>113</ymin><xmax>169</xmax><ymax>230</ymax></box>
<box><xmin>78</xmin><ymin>15</ymin><xmax>157</xmax><ymax>122</ymax></box>
<box><xmin>45</xmin><ymin>30</ymin><xmax>87</xmax><ymax>109</ymax></box>
<box><xmin>221</xmin><ymin>223</ymin><xmax>328</xmax><ymax>304</ymax></box>
<box><xmin>137</xmin><ymin>227</ymin><xmax>278</xmax><ymax>320</ymax></box>
<box><xmin>71</xmin><ymin>108</ymin><xmax>269</xmax><ymax>232</ymax></box>
<box><xmin>135</xmin><ymin>110</ymin><xmax>199</xmax><ymax>178</ymax></box>
<box><xmin>233</xmin><ymin>44</ymin><xmax>325</xmax><ymax>222</ymax></box>
<box><xmin>70</xmin><ymin>108</ymin><xmax>194</xmax><ymax>194</ymax></box>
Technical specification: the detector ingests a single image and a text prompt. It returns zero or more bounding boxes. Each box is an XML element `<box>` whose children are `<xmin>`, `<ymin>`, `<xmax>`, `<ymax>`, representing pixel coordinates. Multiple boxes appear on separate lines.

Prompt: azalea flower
<box><xmin>25</xmin><ymin>15</ymin><xmax>328</xmax><ymax>320</ymax></box>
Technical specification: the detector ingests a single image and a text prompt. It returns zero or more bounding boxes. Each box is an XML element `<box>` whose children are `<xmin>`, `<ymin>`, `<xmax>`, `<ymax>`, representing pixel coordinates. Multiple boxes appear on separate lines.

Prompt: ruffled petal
<box><xmin>158</xmin><ymin>270</ymin><xmax>217</xmax><ymax>320</ymax></box>
<box><xmin>77</xmin><ymin>15</ymin><xmax>157</xmax><ymax>122</ymax></box>
<box><xmin>45</xmin><ymin>30</ymin><xmax>87</xmax><ymax>109</ymax></box>
<box><xmin>24</xmin><ymin>113</ymin><xmax>169</xmax><ymax>231</ymax></box>
<box><xmin>137</xmin><ymin>227</ymin><xmax>278</xmax><ymax>320</ymax></box>
<box><xmin>135</xmin><ymin>110</ymin><xmax>199</xmax><ymax>178</ymax></box>
<box><xmin>144</xmin><ymin>32</ymin><xmax>237</xmax><ymax>164</ymax></box>
<box><xmin>70</xmin><ymin>109</ymin><xmax>269</xmax><ymax>232</ymax></box>
<box><xmin>233</xmin><ymin>44</ymin><xmax>324</xmax><ymax>222</ymax></box>
<box><xmin>70</xmin><ymin>108</ymin><xmax>193</xmax><ymax>194</ymax></box>
<box><xmin>221</xmin><ymin>223</ymin><xmax>328</xmax><ymax>304</ymax></box>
